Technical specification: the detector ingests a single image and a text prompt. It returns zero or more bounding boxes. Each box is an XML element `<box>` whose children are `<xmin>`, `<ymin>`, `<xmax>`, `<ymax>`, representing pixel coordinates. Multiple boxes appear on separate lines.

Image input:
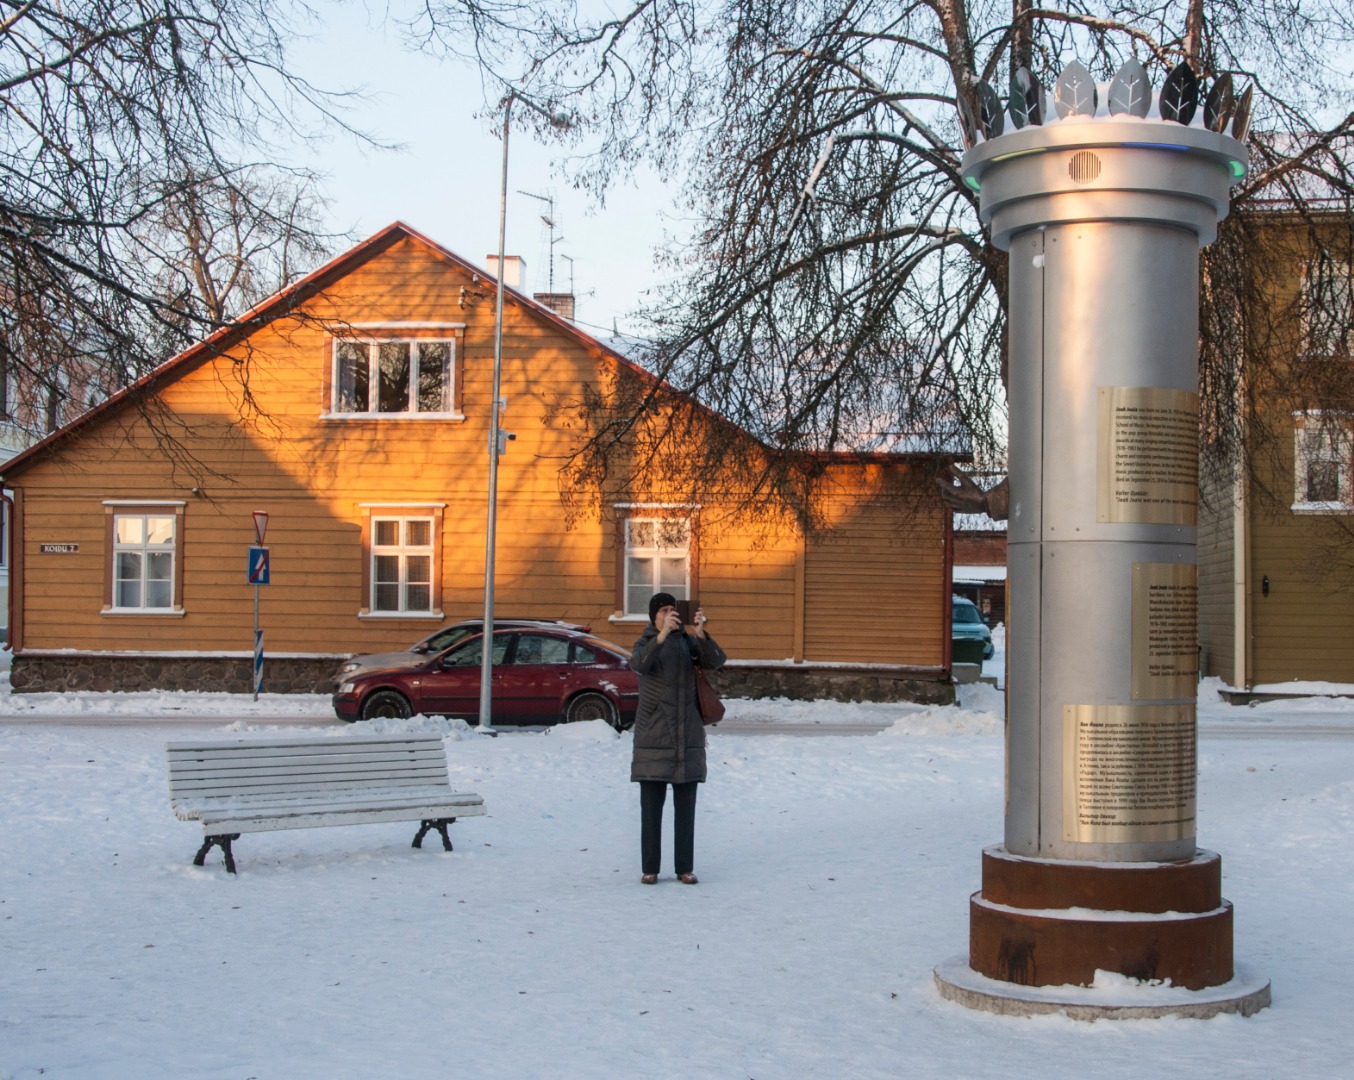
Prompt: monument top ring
<box><xmin>961</xmin><ymin>120</ymin><xmax>1248</xmax><ymax>250</ymax></box>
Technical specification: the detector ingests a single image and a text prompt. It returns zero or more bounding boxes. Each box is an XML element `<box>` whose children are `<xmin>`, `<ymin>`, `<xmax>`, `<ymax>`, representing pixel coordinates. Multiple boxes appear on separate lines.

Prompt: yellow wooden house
<box><xmin>0</xmin><ymin>223</ymin><xmax>959</xmax><ymax>699</ymax></box>
<box><xmin>1198</xmin><ymin>209</ymin><xmax>1354</xmax><ymax>696</ymax></box>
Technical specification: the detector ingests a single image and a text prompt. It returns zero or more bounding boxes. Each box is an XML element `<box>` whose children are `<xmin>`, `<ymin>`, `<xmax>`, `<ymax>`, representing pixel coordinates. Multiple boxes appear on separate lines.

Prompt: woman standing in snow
<box><xmin>628</xmin><ymin>592</ymin><xmax>727</xmax><ymax>885</ymax></box>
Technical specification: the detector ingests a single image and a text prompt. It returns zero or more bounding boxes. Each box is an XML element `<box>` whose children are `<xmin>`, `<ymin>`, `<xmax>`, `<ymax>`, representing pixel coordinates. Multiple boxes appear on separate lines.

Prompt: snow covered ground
<box><xmin>2</xmin><ymin>647</ymin><xmax>1353</xmax><ymax>1079</ymax></box>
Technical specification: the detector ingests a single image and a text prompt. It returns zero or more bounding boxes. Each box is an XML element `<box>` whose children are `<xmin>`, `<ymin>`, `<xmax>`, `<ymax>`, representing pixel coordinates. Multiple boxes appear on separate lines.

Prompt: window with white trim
<box><xmin>624</xmin><ymin>517</ymin><xmax>690</xmax><ymax>617</ymax></box>
<box><xmin>333</xmin><ymin>339</ymin><xmax>455</xmax><ymax>415</ymax></box>
<box><xmin>1293</xmin><ymin>412</ymin><xmax>1354</xmax><ymax>512</ymax></box>
<box><xmin>112</xmin><ymin>513</ymin><xmax>177</xmax><ymax>609</ymax></box>
<box><xmin>371</xmin><ymin>516</ymin><xmax>435</xmax><ymax>612</ymax></box>
<box><xmin>1301</xmin><ymin>259</ymin><xmax>1354</xmax><ymax>358</ymax></box>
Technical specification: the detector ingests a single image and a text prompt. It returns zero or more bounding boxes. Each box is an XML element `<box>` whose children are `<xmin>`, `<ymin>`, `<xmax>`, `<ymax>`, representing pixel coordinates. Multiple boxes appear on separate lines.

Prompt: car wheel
<box><xmin>361</xmin><ymin>690</ymin><xmax>413</xmax><ymax>722</ymax></box>
<box><xmin>983</xmin><ymin>644</ymin><xmax>995</xmax><ymax>659</ymax></box>
<box><xmin>566</xmin><ymin>692</ymin><xmax>619</xmax><ymax>730</ymax></box>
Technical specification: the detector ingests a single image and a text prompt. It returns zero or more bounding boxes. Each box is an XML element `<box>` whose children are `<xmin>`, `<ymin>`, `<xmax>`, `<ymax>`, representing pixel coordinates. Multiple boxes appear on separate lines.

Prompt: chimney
<box><xmin>485</xmin><ymin>255</ymin><xmax>526</xmax><ymax>289</ymax></box>
<box><xmin>532</xmin><ymin>293</ymin><xmax>576</xmax><ymax>322</ymax></box>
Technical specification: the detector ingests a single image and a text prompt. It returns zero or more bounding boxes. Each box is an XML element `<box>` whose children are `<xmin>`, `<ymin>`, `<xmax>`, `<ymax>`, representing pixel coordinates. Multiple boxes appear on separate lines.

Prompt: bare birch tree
<box><xmin>0</xmin><ymin>0</ymin><xmax>353</xmax><ymax>444</ymax></box>
<box><xmin>409</xmin><ymin>0</ymin><xmax>1354</xmax><ymax>532</ymax></box>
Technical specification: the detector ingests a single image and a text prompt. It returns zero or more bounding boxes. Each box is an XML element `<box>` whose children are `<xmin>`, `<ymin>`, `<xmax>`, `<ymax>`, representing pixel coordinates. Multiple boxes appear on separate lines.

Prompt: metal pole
<box><xmin>479</xmin><ymin>96</ymin><xmax>514</xmax><ymax>735</ymax></box>
<box><xmin>252</xmin><ymin>582</ymin><xmax>260</xmax><ymax>702</ymax></box>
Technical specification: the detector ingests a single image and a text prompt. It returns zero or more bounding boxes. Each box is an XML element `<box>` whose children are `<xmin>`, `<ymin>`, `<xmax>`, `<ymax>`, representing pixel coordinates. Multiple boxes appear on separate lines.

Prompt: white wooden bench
<box><xmin>166</xmin><ymin>734</ymin><xmax>486</xmax><ymax>874</ymax></box>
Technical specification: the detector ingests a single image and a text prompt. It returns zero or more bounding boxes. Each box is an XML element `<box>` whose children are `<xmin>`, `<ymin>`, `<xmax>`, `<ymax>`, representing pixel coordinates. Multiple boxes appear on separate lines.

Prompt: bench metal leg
<box><xmin>194</xmin><ymin>833</ymin><xmax>241</xmax><ymax>874</ymax></box>
<box><xmin>412</xmin><ymin>818</ymin><xmax>456</xmax><ymax>851</ymax></box>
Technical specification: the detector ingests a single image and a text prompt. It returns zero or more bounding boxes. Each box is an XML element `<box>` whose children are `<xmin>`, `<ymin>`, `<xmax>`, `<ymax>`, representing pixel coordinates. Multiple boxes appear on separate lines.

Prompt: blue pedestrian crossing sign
<box><xmin>248</xmin><ymin>546</ymin><xmax>270</xmax><ymax>585</ymax></box>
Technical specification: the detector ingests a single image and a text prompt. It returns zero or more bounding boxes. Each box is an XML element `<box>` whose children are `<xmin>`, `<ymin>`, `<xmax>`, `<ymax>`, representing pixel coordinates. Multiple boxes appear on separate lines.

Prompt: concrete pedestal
<box><xmin>934</xmin><ymin>959</ymin><xmax>1272</xmax><ymax>1021</ymax></box>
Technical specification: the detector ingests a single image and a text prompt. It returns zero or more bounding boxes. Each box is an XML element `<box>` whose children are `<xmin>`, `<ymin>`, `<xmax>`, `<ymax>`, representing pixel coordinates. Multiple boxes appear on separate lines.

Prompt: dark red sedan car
<box><xmin>332</xmin><ymin>626</ymin><xmax>640</xmax><ymax>729</ymax></box>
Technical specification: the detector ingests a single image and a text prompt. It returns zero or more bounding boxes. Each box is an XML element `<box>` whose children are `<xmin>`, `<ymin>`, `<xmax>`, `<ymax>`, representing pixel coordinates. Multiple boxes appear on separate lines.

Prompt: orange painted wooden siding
<box><xmin>8</xmin><ymin>234</ymin><xmax>948</xmax><ymax>666</ymax></box>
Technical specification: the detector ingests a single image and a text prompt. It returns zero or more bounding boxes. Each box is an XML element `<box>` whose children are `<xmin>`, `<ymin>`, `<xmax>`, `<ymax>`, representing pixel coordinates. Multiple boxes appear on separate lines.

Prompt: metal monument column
<box><xmin>935</xmin><ymin>62</ymin><xmax>1270</xmax><ymax>1018</ymax></box>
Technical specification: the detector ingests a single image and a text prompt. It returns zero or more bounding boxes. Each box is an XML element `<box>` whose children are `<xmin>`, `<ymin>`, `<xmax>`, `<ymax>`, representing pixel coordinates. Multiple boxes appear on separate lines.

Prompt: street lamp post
<box><xmin>479</xmin><ymin>93</ymin><xmax>569</xmax><ymax>734</ymax></box>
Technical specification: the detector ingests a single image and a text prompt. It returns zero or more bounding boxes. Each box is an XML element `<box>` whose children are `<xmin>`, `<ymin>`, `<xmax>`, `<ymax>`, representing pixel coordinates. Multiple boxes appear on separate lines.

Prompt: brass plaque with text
<box><xmin>1062</xmin><ymin>703</ymin><xmax>1196</xmax><ymax>844</ymax></box>
<box><xmin>1131</xmin><ymin>562</ymin><xmax>1198</xmax><ymax>700</ymax></box>
<box><xmin>1096</xmin><ymin>386</ymin><xmax>1199</xmax><ymax>525</ymax></box>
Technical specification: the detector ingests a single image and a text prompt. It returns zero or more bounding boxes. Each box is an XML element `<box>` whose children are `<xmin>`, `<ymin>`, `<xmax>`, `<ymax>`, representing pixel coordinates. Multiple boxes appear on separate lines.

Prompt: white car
<box><xmin>334</xmin><ymin>619</ymin><xmax>589</xmax><ymax>680</ymax></box>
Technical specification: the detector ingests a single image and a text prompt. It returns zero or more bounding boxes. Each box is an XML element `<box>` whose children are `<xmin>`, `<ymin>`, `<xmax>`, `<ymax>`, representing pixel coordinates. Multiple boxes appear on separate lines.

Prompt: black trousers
<box><xmin>639</xmin><ymin>780</ymin><xmax>698</xmax><ymax>876</ymax></box>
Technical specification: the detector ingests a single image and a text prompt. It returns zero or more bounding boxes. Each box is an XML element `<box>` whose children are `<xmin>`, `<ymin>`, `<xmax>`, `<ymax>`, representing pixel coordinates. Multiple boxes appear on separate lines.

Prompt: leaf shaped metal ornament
<box><xmin>1231</xmin><ymin>83</ymin><xmax>1254</xmax><ymax>142</ymax></box>
<box><xmin>1204</xmin><ymin>72</ymin><xmax>1235</xmax><ymax>132</ymax></box>
<box><xmin>977</xmin><ymin>81</ymin><xmax>1005</xmax><ymax>139</ymax></box>
<box><xmin>1159</xmin><ymin>61</ymin><xmax>1200</xmax><ymax>125</ymax></box>
<box><xmin>956</xmin><ymin>92</ymin><xmax>978</xmax><ymax>149</ymax></box>
<box><xmin>1107</xmin><ymin>58</ymin><xmax>1152</xmax><ymax>117</ymax></box>
<box><xmin>1027</xmin><ymin>78</ymin><xmax>1045</xmax><ymax>126</ymax></box>
<box><xmin>1009</xmin><ymin>68</ymin><xmax>1031</xmax><ymax>128</ymax></box>
<box><xmin>1054</xmin><ymin>60</ymin><xmax>1098</xmax><ymax>118</ymax></box>
<box><xmin>1009</xmin><ymin>67</ymin><xmax>1044</xmax><ymax>128</ymax></box>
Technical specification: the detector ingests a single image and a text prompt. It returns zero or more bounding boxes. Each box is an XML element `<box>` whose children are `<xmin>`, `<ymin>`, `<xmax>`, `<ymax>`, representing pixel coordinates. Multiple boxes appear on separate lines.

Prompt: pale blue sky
<box><xmin>289</xmin><ymin>3</ymin><xmax>680</xmax><ymax>340</ymax></box>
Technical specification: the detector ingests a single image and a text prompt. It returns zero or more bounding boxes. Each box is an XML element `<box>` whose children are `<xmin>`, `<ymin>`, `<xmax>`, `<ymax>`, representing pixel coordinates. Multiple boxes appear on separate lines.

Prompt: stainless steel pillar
<box><xmin>935</xmin><ymin>114</ymin><xmax>1269</xmax><ymax>1013</ymax></box>
<box><xmin>969</xmin><ymin>122</ymin><xmax>1242</xmax><ymax>861</ymax></box>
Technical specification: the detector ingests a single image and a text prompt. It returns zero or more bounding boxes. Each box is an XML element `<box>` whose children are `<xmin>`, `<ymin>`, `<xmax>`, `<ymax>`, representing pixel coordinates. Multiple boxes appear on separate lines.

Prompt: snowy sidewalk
<box><xmin>2</xmin><ymin>675</ymin><xmax>1353</xmax><ymax>1077</ymax></box>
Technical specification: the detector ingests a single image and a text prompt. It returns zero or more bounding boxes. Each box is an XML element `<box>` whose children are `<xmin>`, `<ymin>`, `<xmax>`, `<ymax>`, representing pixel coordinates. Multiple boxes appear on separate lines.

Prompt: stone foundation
<box><xmin>9</xmin><ymin>652</ymin><xmax>341</xmax><ymax>695</ymax></box>
<box><xmin>710</xmin><ymin>663</ymin><xmax>954</xmax><ymax>705</ymax></box>
<box><xmin>10</xmin><ymin>651</ymin><xmax>955</xmax><ymax>704</ymax></box>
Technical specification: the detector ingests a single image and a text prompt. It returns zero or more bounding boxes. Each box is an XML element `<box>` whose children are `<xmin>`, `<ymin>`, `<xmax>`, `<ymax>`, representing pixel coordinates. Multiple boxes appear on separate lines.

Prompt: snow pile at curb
<box><xmin>543</xmin><ymin>718</ymin><xmax>621</xmax><ymax>742</ymax></box>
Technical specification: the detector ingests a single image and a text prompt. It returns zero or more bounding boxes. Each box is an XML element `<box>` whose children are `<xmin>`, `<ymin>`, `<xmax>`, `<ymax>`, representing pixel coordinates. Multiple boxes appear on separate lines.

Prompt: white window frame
<box><xmin>108</xmin><ymin>508</ymin><xmax>180</xmax><ymax>612</ymax></box>
<box><xmin>1293</xmin><ymin>411</ymin><xmax>1354</xmax><ymax>513</ymax></box>
<box><xmin>622</xmin><ymin>515</ymin><xmax>692</xmax><ymax>619</ymax></box>
<box><xmin>370</xmin><ymin>514</ymin><xmax>436</xmax><ymax>613</ymax></box>
<box><xmin>329</xmin><ymin>336</ymin><xmax>462</xmax><ymax>419</ymax></box>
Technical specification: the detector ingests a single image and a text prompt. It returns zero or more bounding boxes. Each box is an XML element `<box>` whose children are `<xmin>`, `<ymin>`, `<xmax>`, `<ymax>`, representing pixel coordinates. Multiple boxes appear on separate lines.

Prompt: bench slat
<box><xmin>171</xmin><ymin>774</ymin><xmax>452</xmax><ymax>798</ymax></box>
<box><xmin>169</xmin><ymin>763</ymin><xmax>449</xmax><ymax>791</ymax></box>
<box><xmin>173</xmin><ymin>790</ymin><xmax>482</xmax><ymax>822</ymax></box>
<box><xmin>174</xmin><ymin>787</ymin><xmax>482</xmax><ymax>814</ymax></box>
<box><xmin>173</xmin><ymin>788</ymin><xmax>484</xmax><ymax>821</ymax></box>
<box><xmin>168</xmin><ymin>748</ymin><xmax>445</xmax><ymax>768</ymax></box>
<box><xmin>167</xmin><ymin>734</ymin><xmax>448</xmax><ymax>753</ymax></box>
<box><xmin>196</xmin><ymin>801</ymin><xmax>486</xmax><ymax>834</ymax></box>
<box><xmin>170</xmin><ymin>757</ymin><xmax>448</xmax><ymax>777</ymax></box>
<box><xmin>166</xmin><ymin>747</ymin><xmax>446</xmax><ymax>763</ymax></box>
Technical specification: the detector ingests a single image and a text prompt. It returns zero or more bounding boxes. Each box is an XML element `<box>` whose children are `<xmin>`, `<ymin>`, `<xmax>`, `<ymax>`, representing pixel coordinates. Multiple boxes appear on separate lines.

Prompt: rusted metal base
<box><xmin>968</xmin><ymin>846</ymin><xmax>1234</xmax><ymax>990</ymax></box>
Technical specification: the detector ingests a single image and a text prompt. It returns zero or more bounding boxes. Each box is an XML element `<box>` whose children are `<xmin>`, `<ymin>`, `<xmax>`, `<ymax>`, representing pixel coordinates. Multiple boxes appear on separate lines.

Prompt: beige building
<box><xmin>1199</xmin><ymin>210</ymin><xmax>1354</xmax><ymax>695</ymax></box>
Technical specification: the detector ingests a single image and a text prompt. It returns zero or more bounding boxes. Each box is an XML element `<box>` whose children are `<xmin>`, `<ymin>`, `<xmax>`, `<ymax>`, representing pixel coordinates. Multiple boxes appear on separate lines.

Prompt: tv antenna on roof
<box><xmin>517</xmin><ymin>189</ymin><xmax>565</xmax><ymax>293</ymax></box>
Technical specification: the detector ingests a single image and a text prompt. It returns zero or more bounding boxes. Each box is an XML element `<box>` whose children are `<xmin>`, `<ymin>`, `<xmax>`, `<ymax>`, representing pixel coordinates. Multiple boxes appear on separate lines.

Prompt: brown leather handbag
<box><xmin>694</xmin><ymin>665</ymin><xmax>725</xmax><ymax>725</ymax></box>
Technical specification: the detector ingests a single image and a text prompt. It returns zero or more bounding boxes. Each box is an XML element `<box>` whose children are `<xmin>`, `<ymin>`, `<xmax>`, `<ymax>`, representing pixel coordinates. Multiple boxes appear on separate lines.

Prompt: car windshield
<box><xmin>952</xmin><ymin>603</ymin><xmax>983</xmax><ymax>624</ymax></box>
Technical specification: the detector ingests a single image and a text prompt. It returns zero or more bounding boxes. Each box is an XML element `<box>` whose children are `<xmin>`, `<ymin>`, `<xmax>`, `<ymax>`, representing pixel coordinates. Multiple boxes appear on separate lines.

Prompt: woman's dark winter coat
<box><xmin>628</xmin><ymin>625</ymin><xmax>727</xmax><ymax>784</ymax></box>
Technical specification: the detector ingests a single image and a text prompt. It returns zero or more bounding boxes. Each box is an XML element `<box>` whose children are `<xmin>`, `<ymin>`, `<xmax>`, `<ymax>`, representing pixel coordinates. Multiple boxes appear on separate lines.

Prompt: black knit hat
<box><xmin>648</xmin><ymin>592</ymin><xmax>678</xmax><ymax>624</ymax></box>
